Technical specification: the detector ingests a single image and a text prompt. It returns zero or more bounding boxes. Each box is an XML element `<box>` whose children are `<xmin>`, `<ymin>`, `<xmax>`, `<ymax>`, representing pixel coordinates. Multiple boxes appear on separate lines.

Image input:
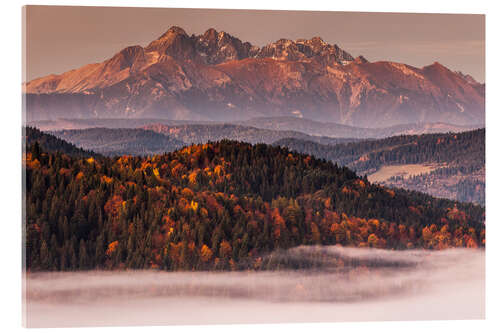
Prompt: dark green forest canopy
<box><xmin>24</xmin><ymin>139</ymin><xmax>485</xmax><ymax>271</ymax></box>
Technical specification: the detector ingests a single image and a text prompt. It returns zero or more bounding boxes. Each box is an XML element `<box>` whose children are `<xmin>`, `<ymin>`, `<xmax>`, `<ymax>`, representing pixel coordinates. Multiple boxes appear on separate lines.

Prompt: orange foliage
<box><xmin>355</xmin><ymin>179</ymin><xmax>366</xmax><ymax>189</ymax></box>
<box><xmin>422</xmin><ymin>226</ymin><xmax>433</xmax><ymax>243</ymax></box>
<box><xmin>181</xmin><ymin>187</ymin><xmax>194</xmax><ymax>198</ymax></box>
<box><xmin>447</xmin><ymin>206</ymin><xmax>467</xmax><ymax>223</ymax></box>
<box><xmin>101</xmin><ymin>175</ymin><xmax>113</xmax><ymax>184</ymax></box>
<box><xmin>106</xmin><ymin>241</ymin><xmax>119</xmax><ymax>256</ymax></box>
<box><xmin>75</xmin><ymin>171</ymin><xmax>84</xmax><ymax>181</ymax></box>
<box><xmin>466</xmin><ymin>237</ymin><xmax>478</xmax><ymax>248</ymax></box>
<box><xmin>104</xmin><ymin>195</ymin><xmax>124</xmax><ymax>219</ymax></box>
<box><xmin>219</xmin><ymin>240</ymin><xmax>232</xmax><ymax>259</ymax></box>
<box><xmin>188</xmin><ymin>170</ymin><xmax>199</xmax><ymax>184</ymax></box>
<box><xmin>271</xmin><ymin>208</ymin><xmax>286</xmax><ymax>240</ymax></box>
<box><xmin>367</xmin><ymin>234</ymin><xmax>379</xmax><ymax>247</ymax></box>
<box><xmin>200</xmin><ymin>245</ymin><xmax>213</xmax><ymax>263</ymax></box>
<box><xmin>386</xmin><ymin>189</ymin><xmax>395</xmax><ymax>198</ymax></box>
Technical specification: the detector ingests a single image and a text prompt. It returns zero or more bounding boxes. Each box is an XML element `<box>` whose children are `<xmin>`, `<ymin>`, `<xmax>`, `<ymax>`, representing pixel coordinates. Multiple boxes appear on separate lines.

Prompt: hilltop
<box><xmin>25</xmin><ymin>139</ymin><xmax>484</xmax><ymax>271</ymax></box>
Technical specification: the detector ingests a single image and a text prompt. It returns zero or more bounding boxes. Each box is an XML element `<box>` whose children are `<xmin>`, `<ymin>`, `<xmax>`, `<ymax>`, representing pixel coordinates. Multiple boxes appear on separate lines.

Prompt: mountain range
<box><xmin>25</xmin><ymin>26</ymin><xmax>484</xmax><ymax>128</ymax></box>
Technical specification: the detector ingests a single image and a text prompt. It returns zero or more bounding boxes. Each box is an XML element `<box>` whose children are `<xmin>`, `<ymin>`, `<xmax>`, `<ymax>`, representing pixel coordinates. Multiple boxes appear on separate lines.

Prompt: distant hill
<box><xmin>52</xmin><ymin>128</ymin><xmax>186</xmax><ymax>156</ymax></box>
<box><xmin>24</xmin><ymin>127</ymin><xmax>99</xmax><ymax>158</ymax></box>
<box><xmin>29</xmin><ymin>117</ymin><xmax>480</xmax><ymax>141</ymax></box>
<box><xmin>241</xmin><ymin>116</ymin><xmax>480</xmax><ymax>139</ymax></box>
<box><xmin>27</xmin><ymin>118</ymin><xmax>212</xmax><ymax>132</ymax></box>
<box><xmin>275</xmin><ymin>129</ymin><xmax>485</xmax><ymax>204</ymax></box>
<box><xmin>143</xmin><ymin>123</ymin><xmax>358</xmax><ymax>145</ymax></box>
<box><xmin>49</xmin><ymin>125</ymin><xmax>358</xmax><ymax>156</ymax></box>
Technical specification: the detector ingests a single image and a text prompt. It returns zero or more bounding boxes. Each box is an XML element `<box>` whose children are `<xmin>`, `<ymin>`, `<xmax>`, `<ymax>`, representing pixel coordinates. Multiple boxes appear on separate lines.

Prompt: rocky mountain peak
<box><xmin>159</xmin><ymin>26</ymin><xmax>188</xmax><ymax>39</ymax></box>
<box><xmin>256</xmin><ymin>36</ymin><xmax>354</xmax><ymax>65</ymax></box>
<box><xmin>25</xmin><ymin>25</ymin><xmax>484</xmax><ymax>128</ymax></box>
<box><xmin>194</xmin><ymin>28</ymin><xmax>256</xmax><ymax>64</ymax></box>
<box><xmin>203</xmin><ymin>27</ymin><xmax>218</xmax><ymax>40</ymax></box>
<box><xmin>309</xmin><ymin>36</ymin><xmax>327</xmax><ymax>46</ymax></box>
<box><xmin>354</xmin><ymin>55</ymin><xmax>369</xmax><ymax>64</ymax></box>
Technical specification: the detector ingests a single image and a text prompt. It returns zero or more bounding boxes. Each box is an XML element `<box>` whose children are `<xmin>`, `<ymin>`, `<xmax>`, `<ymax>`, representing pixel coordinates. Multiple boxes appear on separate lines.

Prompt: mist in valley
<box><xmin>24</xmin><ymin>246</ymin><xmax>485</xmax><ymax>327</ymax></box>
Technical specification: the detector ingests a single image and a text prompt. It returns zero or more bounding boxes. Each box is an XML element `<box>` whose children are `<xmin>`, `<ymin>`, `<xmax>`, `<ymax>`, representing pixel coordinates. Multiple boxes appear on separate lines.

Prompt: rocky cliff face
<box><xmin>25</xmin><ymin>26</ymin><xmax>485</xmax><ymax>127</ymax></box>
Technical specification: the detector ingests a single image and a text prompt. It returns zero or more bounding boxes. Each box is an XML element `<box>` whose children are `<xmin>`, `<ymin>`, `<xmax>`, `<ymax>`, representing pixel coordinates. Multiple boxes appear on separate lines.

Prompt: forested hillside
<box><xmin>275</xmin><ymin>129</ymin><xmax>484</xmax><ymax>174</ymax></box>
<box><xmin>52</xmin><ymin>128</ymin><xmax>186</xmax><ymax>156</ymax></box>
<box><xmin>275</xmin><ymin>129</ymin><xmax>485</xmax><ymax>204</ymax></box>
<box><xmin>25</xmin><ymin>140</ymin><xmax>484</xmax><ymax>272</ymax></box>
<box><xmin>25</xmin><ymin>127</ymin><xmax>99</xmax><ymax>158</ymax></box>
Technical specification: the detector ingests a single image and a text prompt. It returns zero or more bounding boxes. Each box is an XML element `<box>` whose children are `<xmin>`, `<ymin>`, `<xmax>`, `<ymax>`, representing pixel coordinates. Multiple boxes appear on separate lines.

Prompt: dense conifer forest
<box><xmin>275</xmin><ymin>129</ymin><xmax>485</xmax><ymax>204</ymax></box>
<box><xmin>24</xmin><ymin>131</ymin><xmax>484</xmax><ymax>271</ymax></box>
<box><xmin>275</xmin><ymin>129</ymin><xmax>484</xmax><ymax>174</ymax></box>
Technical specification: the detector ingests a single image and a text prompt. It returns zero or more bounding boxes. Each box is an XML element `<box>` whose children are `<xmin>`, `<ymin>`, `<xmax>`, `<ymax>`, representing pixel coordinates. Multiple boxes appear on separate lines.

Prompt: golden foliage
<box><xmin>190</xmin><ymin>200</ymin><xmax>199</xmax><ymax>212</ymax></box>
<box><xmin>188</xmin><ymin>170</ymin><xmax>199</xmax><ymax>184</ymax></box>
<box><xmin>153</xmin><ymin>168</ymin><xmax>160</xmax><ymax>178</ymax></box>
<box><xmin>213</xmin><ymin>165</ymin><xmax>223</xmax><ymax>177</ymax></box>
<box><xmin>367</xmin><ymin>234</ymin><xmax>379</xmax><ymax>247</ymax></box>
<box><xmin>200</xmin><ymin>245</ymin><xmax>213</xmax><ymax>263</ymax></box>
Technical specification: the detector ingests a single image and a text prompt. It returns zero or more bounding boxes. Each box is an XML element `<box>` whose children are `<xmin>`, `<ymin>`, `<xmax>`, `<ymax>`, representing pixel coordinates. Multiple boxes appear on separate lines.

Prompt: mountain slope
<box><xmin>25</xmin><ymin>26</ymin><xmax>484</xmax><ymax>127</ymax></box>
<box><xmin>25</xmin><ymin>140</ymin><xmax>484</xmax><ymax>271</ymax></box>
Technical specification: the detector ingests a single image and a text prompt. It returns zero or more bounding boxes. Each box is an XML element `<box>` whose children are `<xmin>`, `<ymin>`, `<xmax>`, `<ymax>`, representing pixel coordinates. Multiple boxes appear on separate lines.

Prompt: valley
<box><xmin>367</xmin><ymin>163</ymin><xmax>443</xmax><ymax>183</ymax></box>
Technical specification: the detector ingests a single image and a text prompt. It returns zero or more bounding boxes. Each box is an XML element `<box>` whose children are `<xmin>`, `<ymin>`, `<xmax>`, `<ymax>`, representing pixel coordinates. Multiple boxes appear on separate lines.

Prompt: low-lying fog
<box><xmin>24</xmin><ymin>246</ymin><xmax>485</xmax><ymax>328</ymax></box>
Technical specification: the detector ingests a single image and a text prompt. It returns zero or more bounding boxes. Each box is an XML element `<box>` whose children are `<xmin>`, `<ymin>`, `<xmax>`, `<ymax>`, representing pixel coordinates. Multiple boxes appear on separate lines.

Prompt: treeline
<box><xmin>25</xmin><ymin>139</ymin><xmax>484</xmax><ymax>272</ymax></box>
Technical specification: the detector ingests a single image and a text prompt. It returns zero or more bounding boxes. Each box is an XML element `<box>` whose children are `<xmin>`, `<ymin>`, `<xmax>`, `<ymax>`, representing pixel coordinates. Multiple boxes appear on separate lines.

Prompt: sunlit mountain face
<box><xmin>25</xmin><ymin>26</ymin><xmax>484</xmax><ymax>128</ymax></box>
